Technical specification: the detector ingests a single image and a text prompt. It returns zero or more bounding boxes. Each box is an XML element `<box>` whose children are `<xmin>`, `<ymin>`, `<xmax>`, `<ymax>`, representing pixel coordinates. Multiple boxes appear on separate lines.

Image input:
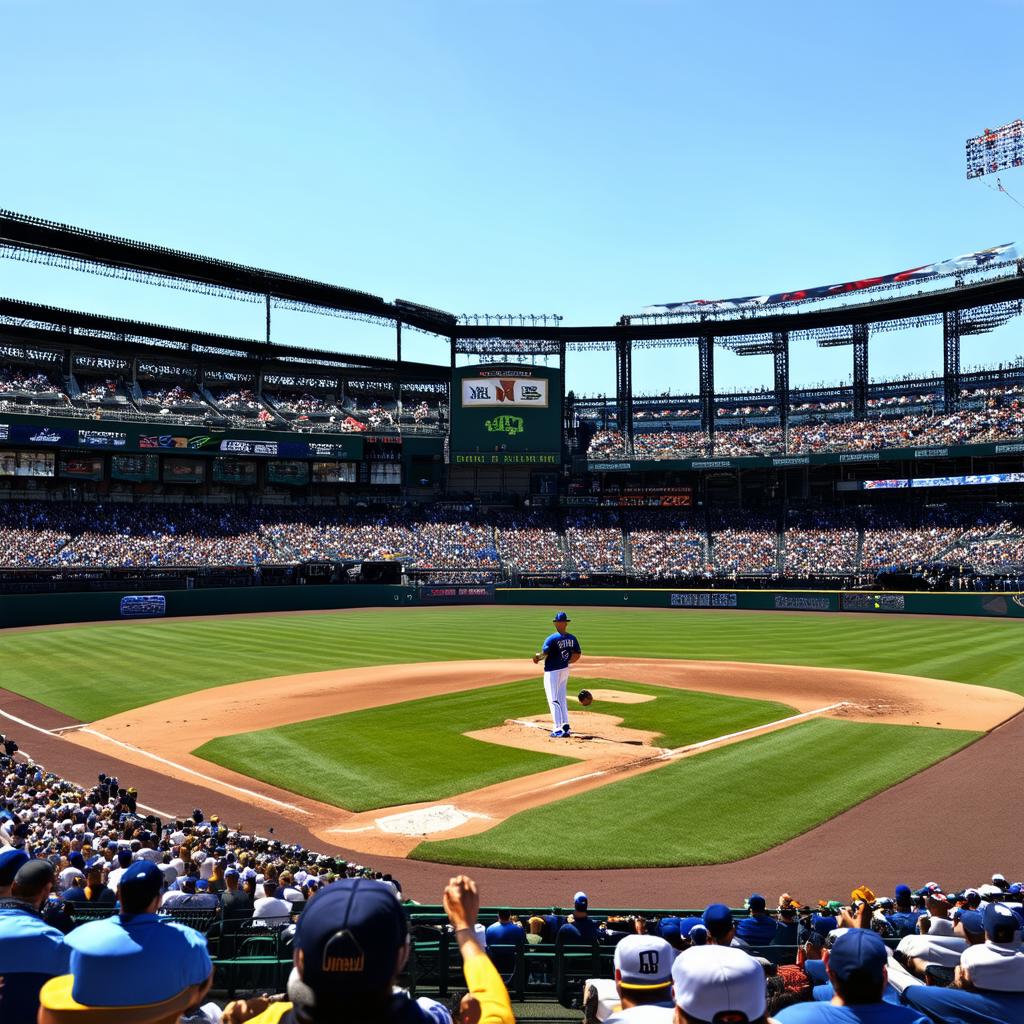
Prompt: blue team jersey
<box><xmin>542</xmin><ymin>631</ymin><xmax>581</xmax><ymax>672</ymax></box>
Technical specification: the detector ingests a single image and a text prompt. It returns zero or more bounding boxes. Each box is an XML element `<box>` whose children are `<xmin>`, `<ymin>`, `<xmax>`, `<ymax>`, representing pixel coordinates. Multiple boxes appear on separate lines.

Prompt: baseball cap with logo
<box><xmin>983</xmin><ymin>902</ymin><xmax>1020</xmax><ymax>944</ymax></box>
<box><xmin>294</xmin><ymin>878</ymin><xmax>409</xmax><ymax>999</ymax></box>
<box><xmin>614</xmin><ymin>934</ymin><xmax>674</xmax><ymax>989</ymax></box>
<box><xmin>574</xmin><ymin>891</ymin><xmax>588</xmax><ymax>910</ymax></box>
<box><xmin>672</xmin><ymin>944</ymin><xmax>766</xmax><ymax>1023</ymax></box>
<box><xmin>119</xmin><ymin>861</ymin><xmax>163</xmax><ymax>904</ymax></box>
<box><xmin>553</xmin><ymin>612</ymin><xmax>571</xmax><ymax>622</ymax></box>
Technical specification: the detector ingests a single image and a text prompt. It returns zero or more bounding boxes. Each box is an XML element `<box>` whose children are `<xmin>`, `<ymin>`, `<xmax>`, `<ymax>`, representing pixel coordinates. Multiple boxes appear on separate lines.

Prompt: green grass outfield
<box><xmin>2</xmin><ymin>605</ymin><xmax>1023</xmax><ymax>721</ymax></box>
<box><xmin>192</xmin><ymin>680</ymin><xmax>795</xmax><ymax>811</ymax></box>
<box><xmin>413</xmin><ymin>719</ymin><xmax>979</xmax><ymax>868</ymax></box>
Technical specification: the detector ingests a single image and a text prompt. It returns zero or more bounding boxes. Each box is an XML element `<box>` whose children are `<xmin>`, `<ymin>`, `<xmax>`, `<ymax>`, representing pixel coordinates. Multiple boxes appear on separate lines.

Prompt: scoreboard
<box><xmin>449</xmin><ymin>364</ymin><xmax>563</xmax><ymax>465</ymax></box>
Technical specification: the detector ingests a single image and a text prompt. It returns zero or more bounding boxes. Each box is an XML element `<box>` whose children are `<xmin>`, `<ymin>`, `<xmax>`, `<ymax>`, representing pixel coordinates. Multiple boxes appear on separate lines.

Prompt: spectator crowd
<box><xmin>3</xmin><ymin>502</ymin><xmax>1024</xmax><ymax>582</ymax></box>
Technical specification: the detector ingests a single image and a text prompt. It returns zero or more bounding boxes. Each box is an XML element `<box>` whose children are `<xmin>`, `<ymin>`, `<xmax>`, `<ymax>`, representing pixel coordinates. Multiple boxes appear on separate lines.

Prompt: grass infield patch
<box><xmin>1</xmin><ymin>606</ymin><xmax>1023</xmax><ymax>720</ymax></box>
<box><xmin>192</xmin><ymin>680</ymin><xmax>794</xmax><ymax>812</ymax></box>
<box><xmin>412</xmin><ymin>719</ymin><xmax>979</xmax><ymax>869</ymax></box>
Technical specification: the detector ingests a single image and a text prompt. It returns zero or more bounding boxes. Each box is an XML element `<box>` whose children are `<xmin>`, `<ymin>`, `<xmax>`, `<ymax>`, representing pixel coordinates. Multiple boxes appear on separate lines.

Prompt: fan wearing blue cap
<box><xmin>532</xmin><ymin>611</ymin><xmax>582</xmax><ymax>738</ymax></box>
<box><xmin>226</xmin><ymin>873</ymin><xmax>514</xmax><ymax>1024</ymax></box>
<box><xmin>38</xmin><ymin>861</ymin><xmax>212</xmax><ymax>1023</ymax></box>
<box><xmin>735</xmin><ymin>895</ymin><xmax>778</xmax><ymax>946</ymax></box>
<box><xmin>776</xmin><ymin>929</ymin><xmax>927</xmax><ymax>1023</ymax></box>
<box><xmin>0</xmin><ymin>859</ymin><xmax>70</xmax><ymax>1024</ymax></box>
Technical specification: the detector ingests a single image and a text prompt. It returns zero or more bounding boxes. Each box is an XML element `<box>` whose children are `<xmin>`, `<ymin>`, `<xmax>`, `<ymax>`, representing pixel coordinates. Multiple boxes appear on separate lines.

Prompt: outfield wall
<box><xmin>0</xmin><ymin>584</ymin><xmax>417</xmax><ymax>628</ymax></box>
<box><xmin>2</xmin><ymin>584</ymin><xmax>1022</xmax><ymax>629</ymax></box>
<box><xmin>496</xmin><ymin>588</ymin><xmax>1024</xmax><ymax>618</ymax></box>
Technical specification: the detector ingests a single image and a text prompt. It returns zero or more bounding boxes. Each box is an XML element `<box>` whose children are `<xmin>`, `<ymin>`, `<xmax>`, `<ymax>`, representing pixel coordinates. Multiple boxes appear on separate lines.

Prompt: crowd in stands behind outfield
<box><xmin>711</xmin><ymin>511</ymin><xmax>779</xmax><ymax>575</ymax></box>
<box><xmin>586</xmin><ymin>385</ymin><xmax>1024</xmax><ymax>460</ymax></box>
<box><xmin>493</xmin><ymin>511</ymin><xmax>566</xmax><ymax>572</ymax></box>
<box><xmin>625</xmin><ymin>509</ymin><xmax>709</xmax><ymax>578</ymax></box>
<box><xmin>3</xmin><ymin>728</ymin><xmax>1024</xmax><ymax>1022</ymax></box>
<box><xmin>3</xmin><ymin>502</ymin><xmax>1024</xmax><ymax>582</ymax></box>
<box><xmin>0</xmin><ymin>365</ymin><xmax>62</xmax><ymax>394</ymax></box>
<box><xmin>565</xmin><ymin>511</ymin><xmax>625</xmax><ymax>572</ymax></box>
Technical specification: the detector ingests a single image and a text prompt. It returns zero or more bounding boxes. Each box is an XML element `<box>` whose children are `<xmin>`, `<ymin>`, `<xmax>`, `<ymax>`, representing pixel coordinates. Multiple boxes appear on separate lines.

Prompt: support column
<box><xmin>615</xmin><ymin>336</ymin><xmax>633</xmax><ymax>452</ymax></box>
<box><xmin>396</xmin><ymin>319</ymin><xmax>403</xmax><ymax>363</ymax></box>
<box><xmin>265</xmin><ymin>293</ymin><xmax>271</xmax><ymax>345</ymax></box>
<box><xmin>698</xmin><ymin>336</ymin><xmax>715</xmax><ymax>439</ymax></box>
<box><xmin>852</xmin><ymin>323</ymin><xmax>869</xmax><ymax>420</ymax></box>
<box><xmin>773</xmin><ymin>331</ymin><xmax>790</xmax><ymax>432</ymax></box>
<box><xmin>943</xmin><ymin>310</ymin><xmax>961</xmax><ymax>412</ymax></box>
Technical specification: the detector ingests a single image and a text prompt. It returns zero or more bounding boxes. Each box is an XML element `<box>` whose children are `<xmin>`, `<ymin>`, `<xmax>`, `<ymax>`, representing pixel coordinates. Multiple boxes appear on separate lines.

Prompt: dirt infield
<box><xmin>58</xmin><ymin>657</ymin><xmax>1022</xmax><ymax>860</ymax></box>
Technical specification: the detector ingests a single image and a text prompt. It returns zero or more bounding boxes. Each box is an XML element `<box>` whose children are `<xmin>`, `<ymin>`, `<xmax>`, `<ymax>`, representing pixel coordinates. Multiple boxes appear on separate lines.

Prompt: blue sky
<box><xmin>2</xmin><ymin>1</ymin><xmax>1023</xmax><ymax>397</ymax></box>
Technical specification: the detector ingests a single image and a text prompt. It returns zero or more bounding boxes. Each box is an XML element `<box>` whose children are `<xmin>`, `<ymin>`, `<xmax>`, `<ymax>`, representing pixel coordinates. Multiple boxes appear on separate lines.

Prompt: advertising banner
<box><xmin>119</xmin><ymin>595</ymin><xmax>166</xmax><ymax>618</ymax></box>
<box><xmin>670</xmin><ymin>592</ymin><xmax>738</xmax><ymax>608</ymax></box>
<box><xmin>419</xmin><ymin>584</ymin><xmax>496</xmax><ymax>604</ymax></box>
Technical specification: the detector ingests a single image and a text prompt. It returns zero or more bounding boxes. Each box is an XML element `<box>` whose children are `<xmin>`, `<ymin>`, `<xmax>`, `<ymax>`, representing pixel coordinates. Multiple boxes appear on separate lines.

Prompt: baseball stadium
<box><xmin>4</xmin><ymin>12</ymin><xmax>1024</xmax><ymax>1019</ymax></box>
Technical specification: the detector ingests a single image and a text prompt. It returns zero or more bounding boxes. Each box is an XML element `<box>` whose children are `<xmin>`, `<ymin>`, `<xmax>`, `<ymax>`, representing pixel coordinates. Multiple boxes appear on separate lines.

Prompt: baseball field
<box><xmin>2</xmin><ymin>604</ymin><xmax>1022</xmax><ymax>897</ymax></box>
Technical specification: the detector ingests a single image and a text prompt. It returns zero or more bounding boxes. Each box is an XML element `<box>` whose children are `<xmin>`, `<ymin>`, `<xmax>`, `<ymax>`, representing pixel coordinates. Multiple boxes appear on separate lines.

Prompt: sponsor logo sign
<box><xmin>78</xmin><ymin>430</ymin><xmax>127</xmax><ymax>448</ymax></box>
<box><xmin>671</xmin><ymin>592</ymin><xmax>738</xmax><ymax>608</ymax></box>
<box><xmin>839</xmin><ymin>452</ymin><xmax>881</xmax><ymax>463</ymax></box>
<box><xmin>691</xmin><ymin>460</ymin><xmax>732</xmax><ymax>469</ymax></box>
<box><xmin>914</xmin><ymin>448</ymin><xmax>948</xmax><ymax>458</ymax></box>
<box><xmin>840</xmin><ymin>592</ymin><xmax>906</xmax><ymax>612</ymax></box>
<box><xmin>120</xmin><ymin>595</ymin><xmax>167</xmax><ymax>618</ymax></box>
<box><xmin>484</xmin><ymin>414</ymin><xmax>525</xmax><ymax>436</ymax></box>
<box><xmin>139</xmin><ymin>434</ymin><xmax>212</xmax><ymax>449</ymax></box>
<box><xmin>461</xmin><ymin>377</ymin><xmax>549</xmax><ymax>407</ymax></box>
<box><xmin>0</xmin><ymin>424</ymin><xmax>7</xmax><ymax>441</ymax></box>
<box><xmin>774</xmin><ymin>595</ymin><xmax>832</xmax><ymax>611</ymax></box>
<box><xmin>220</xmin><ymin>439</ymin><xmax>279</xmax><ymax>456</ymax></box>
<box><xmin>772</xmin><ymin>456</ymin><xmax>810</xmax><ymax>466</ymax></box>
<box><xmin>994</xmin><ymin>443</ymin><xmax>1024</xmax><ymax>454</ymax></box>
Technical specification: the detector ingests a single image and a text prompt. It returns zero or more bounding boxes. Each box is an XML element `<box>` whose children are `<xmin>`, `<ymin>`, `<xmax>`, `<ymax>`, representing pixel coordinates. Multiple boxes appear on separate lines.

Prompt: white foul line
<box><xmin>78</xmin><ymin>728</ymin><xmax>313</xmax><ymax>817</ymax></box>
<box><xmin>0</xmin><ymin>706</ymin><xmax>67</xmax><ymax>736</ymax></box>
<box><xmin>543</xmin><ymin>701</ymin><xmax>851</xmax><ymax>790</ymax></box>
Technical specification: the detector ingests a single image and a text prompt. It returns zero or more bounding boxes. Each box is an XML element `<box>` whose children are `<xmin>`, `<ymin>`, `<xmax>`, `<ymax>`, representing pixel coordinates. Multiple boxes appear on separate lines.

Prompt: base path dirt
<box><xmin>63</xmin><ymin>657</ymin><xmax>1023</xmax><ymax>859</ymax></box>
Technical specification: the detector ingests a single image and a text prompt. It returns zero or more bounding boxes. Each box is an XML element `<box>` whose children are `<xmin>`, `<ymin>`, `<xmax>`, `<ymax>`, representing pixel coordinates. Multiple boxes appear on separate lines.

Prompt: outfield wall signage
<box><xmin>774</xmin><ymin>594</ymin><xmax>833</xmax><ymax>611</ymax></box>
<box><xmin>120</xmin><ymin>595</ymin><xmax>166</xmax><ymax>618</ymax></box>
<box><xmin>670</xmin><ymin>592</ymin><xmax>737</xmax><ymax>608</ymax></box>
<box><xmin>419</xmin><ymin>584</ymin><xmax>496</xmax><ymax>604</ymax></box>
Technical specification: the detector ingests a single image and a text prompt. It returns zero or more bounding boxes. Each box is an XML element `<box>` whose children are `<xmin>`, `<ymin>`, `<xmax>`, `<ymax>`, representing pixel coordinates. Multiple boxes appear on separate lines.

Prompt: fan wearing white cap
<box><xmin>604</xmin><ymin>935</ymin><xmax>676</xmax><ymax>1024</ymax></box>
<box><xmin>672</xmin><ymin>945</ymin><xmax>768</xmax><ymax>1024</ymax></box>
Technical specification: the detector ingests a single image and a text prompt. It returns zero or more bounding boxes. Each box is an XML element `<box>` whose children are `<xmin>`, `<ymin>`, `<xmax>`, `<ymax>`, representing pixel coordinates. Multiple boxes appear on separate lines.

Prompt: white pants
<box><xmin>544</xmin><ymin>668</ymin><xmax>570</xmax><ymax>731</ymax></box>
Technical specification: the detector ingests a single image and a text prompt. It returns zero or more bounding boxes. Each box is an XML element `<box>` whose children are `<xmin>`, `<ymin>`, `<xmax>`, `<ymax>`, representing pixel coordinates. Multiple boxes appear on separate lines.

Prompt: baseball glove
<box><xmin>577</xmin><ymin>689</ymin><xmax>593</xmax><ymax>707</ymax></box>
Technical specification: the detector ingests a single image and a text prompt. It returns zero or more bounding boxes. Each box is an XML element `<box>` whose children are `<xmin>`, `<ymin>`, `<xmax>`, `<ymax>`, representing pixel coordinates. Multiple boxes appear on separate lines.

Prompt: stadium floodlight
<box><xmin>966</xmin><ymin>119</ymin><xmax>1024</xmax><ymax>179</ymax></box>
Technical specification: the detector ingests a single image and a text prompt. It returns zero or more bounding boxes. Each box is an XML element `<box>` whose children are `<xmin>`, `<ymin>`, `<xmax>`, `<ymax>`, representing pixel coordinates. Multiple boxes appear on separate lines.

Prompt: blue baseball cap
<box><xmin>117</xmin><ymin>848</ymin><xmax>133</xmax><ymax>866</ymax></box>
<box><xmin>827</xmin><ymin>929</ymin><xmax>888</xmax><ymax>983</ymax></box>
<box><xmin>553</xmin><ymin>611</ymin><xmax>571</xmax><ymax>622</ymax></box>
<box><xmin>68</xmin><ymin>851</ymin><xmax>85</xmax><ymax>869</ymax></box>
<box><xmin>702</xmin><ymin>903</ymin><xmax>733</xmax><ymax>930</ymax></box>
<box><xmin>0</xmin><ymin>848</ymin><xmax>29</xmax><ymax>885</ymax></box>
<box><xmin>983</xmin><ymin>903</ymin><xmax>1019</xmax><ymax>943</ymax></box>
<box><xmin>295</xmin><ymin>878</ymin><xmax>409</xmax><ymax>997</ymax></box>
<box><xmin>894</xmin><ymin>884</ymin><xmax>912</xmax><ymax>901</ymax></box>
<box><xmin>748</xmin><ymin>893</ymin><xmax>766</xmax><ymax>912</ymax></box>
<box><xmin>119</xmin><ymin>861</ymin><xmax>163</xmax><ymax>903</ymax></box>
<box><xmin>677</xmin><ymin>916</ymin><xmax>705</xmax><ymax>938</ymax></box>
<box><xmin>957</xmin><ymin>911</ymin><xmax>985</xmax><ymax>937</ymax></box>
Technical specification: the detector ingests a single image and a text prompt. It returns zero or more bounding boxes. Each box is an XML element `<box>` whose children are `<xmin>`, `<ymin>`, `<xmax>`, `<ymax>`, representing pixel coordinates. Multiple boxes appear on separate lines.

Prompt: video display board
<box><xmin>450</xmin><ymin>364</ymin><xmax>562</xmax><ymax>465</ymax></box>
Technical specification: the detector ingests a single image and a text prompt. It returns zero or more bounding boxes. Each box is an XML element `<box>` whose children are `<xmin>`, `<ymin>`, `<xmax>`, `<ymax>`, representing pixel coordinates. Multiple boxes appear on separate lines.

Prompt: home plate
<box><xmin>375</xmin><ymin>804</ymin><xmax>490</xmax><ymax>836</ymax></box>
